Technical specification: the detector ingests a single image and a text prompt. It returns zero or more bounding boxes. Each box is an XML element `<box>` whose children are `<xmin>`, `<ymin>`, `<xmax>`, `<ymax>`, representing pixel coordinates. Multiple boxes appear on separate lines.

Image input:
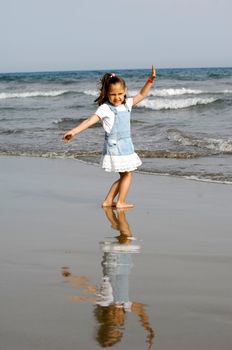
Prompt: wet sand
<box><xmin>1</xmin><ymin>156</ymin><xmax>232</xmax><ymax>350</ymax></box>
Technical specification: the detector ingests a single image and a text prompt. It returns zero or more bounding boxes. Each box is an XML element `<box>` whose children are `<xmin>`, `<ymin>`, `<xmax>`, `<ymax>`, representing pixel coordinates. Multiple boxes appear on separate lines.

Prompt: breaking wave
<box><xmin>167</xmin><ymin>129</ymin><xmax>232</xmax><ymax>153</ymax></box>
<box><xmin>0</xmin><ymin>90</ymin><xmax>68</xmax><ymax>99</ymax></box>
<box><xmin>83</xmin><ymin>89</ymin><xmax>98</xmax><ymax>97</ymax></box>
<box><xmin>138</xmin><ymin>97</ymin><xmax>218</xmax><ymax>110</ymax></box>
<box><xmin>130</xmin><ymin>88</ymin><xmax>204</xmax><ymax>97</ymax></box>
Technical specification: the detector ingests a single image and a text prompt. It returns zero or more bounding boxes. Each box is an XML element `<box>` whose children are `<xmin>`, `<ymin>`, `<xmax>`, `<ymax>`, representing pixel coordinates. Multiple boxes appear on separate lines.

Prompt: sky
<box><xmin>1</xmin><ymin>0</ymin><xmax>232</xmax><ymax>73</ymax></box>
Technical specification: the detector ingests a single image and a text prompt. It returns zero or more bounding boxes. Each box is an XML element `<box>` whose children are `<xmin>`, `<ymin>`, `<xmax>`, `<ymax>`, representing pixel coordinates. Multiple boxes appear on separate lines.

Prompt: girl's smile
<box><xmin>107</xmin><ymin>83</ymin><xmax>126</xmax><ymax>106</ymax></box>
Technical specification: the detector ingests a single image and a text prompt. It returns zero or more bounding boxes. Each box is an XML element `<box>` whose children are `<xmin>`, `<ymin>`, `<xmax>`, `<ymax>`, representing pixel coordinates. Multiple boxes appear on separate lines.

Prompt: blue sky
<box><xmin>1</xmin><ymin>0</ymin><xmax>231</xmax><ymax>72</ymax></box>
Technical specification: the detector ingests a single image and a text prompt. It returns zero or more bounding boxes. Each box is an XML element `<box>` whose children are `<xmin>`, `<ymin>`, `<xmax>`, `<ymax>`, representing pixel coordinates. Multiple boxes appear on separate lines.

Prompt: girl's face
<box><xmin>108</xmin><ymin>83</ymin><xmax>126</xmax><ymax>106</ymax></box>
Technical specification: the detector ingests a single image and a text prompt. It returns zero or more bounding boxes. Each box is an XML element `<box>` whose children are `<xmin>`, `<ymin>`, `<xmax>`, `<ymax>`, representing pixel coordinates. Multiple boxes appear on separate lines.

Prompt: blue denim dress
<box><xmin>101</xmin><ymin>103</ymin><xmax>142</xmax><ymax>172</ymax></box>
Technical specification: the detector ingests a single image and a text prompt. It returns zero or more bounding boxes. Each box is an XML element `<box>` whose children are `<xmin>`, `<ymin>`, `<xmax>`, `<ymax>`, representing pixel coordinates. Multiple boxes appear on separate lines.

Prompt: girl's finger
<box><xmin>151</xmin><ymin>65</ymin><xmax>154</xmax><ymax>76</ymax></box>
<box><xmin>152</xmin><ymin>66</ymin><xmax>156</xmax><ymax>77</ymax></box>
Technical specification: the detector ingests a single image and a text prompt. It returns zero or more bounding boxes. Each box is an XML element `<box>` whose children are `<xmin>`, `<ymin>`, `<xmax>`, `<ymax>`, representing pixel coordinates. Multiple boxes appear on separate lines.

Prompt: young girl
<box><xmin>63</xmin><ymin>66</ymin><xmax>156</xmax><ymax>208</ymax></box>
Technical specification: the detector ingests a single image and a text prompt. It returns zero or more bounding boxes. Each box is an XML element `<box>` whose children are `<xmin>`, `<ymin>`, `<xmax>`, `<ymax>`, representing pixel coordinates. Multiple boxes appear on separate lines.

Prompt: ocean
<box><xmin>0</xmin><ymin>67</ymin><xmax>232</xmax><ymax>184</ymax></box>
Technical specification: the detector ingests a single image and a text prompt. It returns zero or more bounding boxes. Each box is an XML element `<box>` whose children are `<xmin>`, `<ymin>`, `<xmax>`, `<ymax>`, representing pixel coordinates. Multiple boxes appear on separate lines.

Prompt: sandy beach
<box><xmin>1</xmin><ymin>155</ymin><xmax>232</xmax><ymax>350</ymax></box>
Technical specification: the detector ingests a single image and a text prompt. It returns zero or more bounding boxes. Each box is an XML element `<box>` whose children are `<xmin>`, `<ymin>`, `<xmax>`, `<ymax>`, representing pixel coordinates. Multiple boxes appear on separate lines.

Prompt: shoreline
<box><xmin>1</xmin><ymin>153</ymin><xmax>232</xmax><ymax>185</ymax></box>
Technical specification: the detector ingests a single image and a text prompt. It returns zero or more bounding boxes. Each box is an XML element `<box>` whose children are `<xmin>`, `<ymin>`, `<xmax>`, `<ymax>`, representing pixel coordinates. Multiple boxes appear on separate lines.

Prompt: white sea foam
<box><xmin>184</xmin><ymin>175</ymin><xmax>232</xmax><ymax>185</ymax></box>
<box><xmin>137</xmin><ymin>97</ymin><xmax>217</xmax><ymax>110</ymax></box>
<box><xmin>83</xmin><ymin>89</ymin><xmax>98</xmax><ymax>96</ymax></box>
<box><xmin>223</xmin><ymin>89</ymin><xmax>232</xmax><ymax>93</ymax></box>
<box><xmin>150</xmin><ymin>88</ymin><xmax>232</xmax><ymax>96</ymax></box>
<box><xmin>0</xmin><ymin>90</ymin><xmax>68</xmax><ymax>99</ymax></box>
<box><xmin>168</xmin><ymin>129</ymin><xmax>232</xmax><ymax>153</ymax></box>
<box><xmin>151</xmin><ymin>88</ymin><xmax>203</xmax><ymax>96</ymax></box>
<box><xmin>205</xmin><ymin>138</ymin><xmax>232</xmax><ymax>152</ymax></box>
<box><xmin>130</xmin><ymin>88</ymin><xmax>203</xmax><ymax>97</ymax></box>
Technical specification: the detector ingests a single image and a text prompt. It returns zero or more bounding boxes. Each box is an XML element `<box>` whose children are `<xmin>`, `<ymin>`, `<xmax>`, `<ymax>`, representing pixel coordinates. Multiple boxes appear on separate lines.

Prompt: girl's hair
<box><xmin>95</xmin><ymin>73</ymin><xmax>127</xmax><ymax>106</ymax></box>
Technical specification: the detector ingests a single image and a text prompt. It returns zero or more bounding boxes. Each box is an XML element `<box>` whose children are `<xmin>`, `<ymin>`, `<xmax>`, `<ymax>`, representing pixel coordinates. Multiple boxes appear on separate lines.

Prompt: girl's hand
<box><xmin>132</xmin><ymin>65</ymin><xmax>156</xmax><ymax>106</ymax></box>
<box><xmin>63</xmin><ymin>130</ymin><xmax>75</xmax><ymax>143</ymax></box>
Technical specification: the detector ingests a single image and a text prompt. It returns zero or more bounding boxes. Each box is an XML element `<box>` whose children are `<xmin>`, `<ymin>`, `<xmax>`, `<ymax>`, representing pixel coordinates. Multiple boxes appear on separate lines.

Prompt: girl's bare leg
<box><xmin>102</xmin><ymin>178</ymin><xmax>120</xmax><ymax>207</ymax></box>
<box><xmin>116</xmin><ymin>171</ymin><xmax>134</xmax><ymax>209</ymax></box>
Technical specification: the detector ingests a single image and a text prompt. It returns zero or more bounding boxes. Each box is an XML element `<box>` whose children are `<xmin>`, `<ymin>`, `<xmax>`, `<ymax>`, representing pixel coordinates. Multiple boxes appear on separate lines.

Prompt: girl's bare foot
<box><xmin>101</xmin><ymin>200</ymin><xmax>116</xmax><ymax>207</ymax></box>
<box><xmin>116</xmin><ymin>202</ymin><xmax>134</xmax><ymax>209</ymax></box>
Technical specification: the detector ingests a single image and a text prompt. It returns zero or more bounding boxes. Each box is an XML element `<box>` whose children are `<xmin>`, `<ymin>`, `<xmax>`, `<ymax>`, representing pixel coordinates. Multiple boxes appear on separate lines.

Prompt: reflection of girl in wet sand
<box><xmin>61</xmin><ymin>208</ymin><xmax>155</xmax><ymax>349</ymax></box>
<box><xmin>94</xmin><ymin>300</ymin><xmax>154</xmax><ymax>348</ymax></box>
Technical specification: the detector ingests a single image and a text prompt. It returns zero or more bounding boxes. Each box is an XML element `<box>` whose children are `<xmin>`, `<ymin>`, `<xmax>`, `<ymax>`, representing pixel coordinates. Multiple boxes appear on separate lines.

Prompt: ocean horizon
<box><xmin>1</xmin><ymin>65</ymin><xmax>232</xmax><ymax>75</ymax></box>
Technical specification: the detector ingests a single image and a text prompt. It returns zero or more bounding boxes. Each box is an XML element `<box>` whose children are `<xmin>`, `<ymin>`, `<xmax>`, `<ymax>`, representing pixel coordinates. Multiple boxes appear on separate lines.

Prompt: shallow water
<box><xmin>0</xmin><ymin>67</ymin><xmax>232</xmax><ymax>183</ymax></box>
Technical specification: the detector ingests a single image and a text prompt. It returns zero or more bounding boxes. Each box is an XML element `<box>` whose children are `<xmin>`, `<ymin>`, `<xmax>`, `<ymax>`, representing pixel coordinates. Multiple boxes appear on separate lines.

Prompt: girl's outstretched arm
<box><xmin>63</xmin><ymin>114</ymin><xmax>100</xmax><ymax>143</ymax></box>
<box><xmin>132</xmin><ymin>65</ymin><xmax>156</xmax><ymax>106</ymax></box>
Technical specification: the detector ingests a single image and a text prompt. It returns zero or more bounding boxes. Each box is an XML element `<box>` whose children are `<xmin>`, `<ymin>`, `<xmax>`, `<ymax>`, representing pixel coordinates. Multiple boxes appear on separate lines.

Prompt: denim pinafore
<box><xmin>101</xmin><ymin>101</ymin><xmax>142</xmax><ymax>172</ymax></box>
<box><xmin>103</xmin><ymin>103</ymin><xmax>134</xmax><ymax>156</ymax></box>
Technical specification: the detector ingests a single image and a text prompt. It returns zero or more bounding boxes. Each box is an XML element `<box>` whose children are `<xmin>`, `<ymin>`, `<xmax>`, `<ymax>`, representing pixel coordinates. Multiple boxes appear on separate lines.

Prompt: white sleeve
<box><xmin>95</xmin><ymin>104</ymin><xmax>110</xmax><ymax>120</ymax></box>
<box><xmin>126</xmin><ymin>97</ymin><xmax>133</xmax><ymax>111</ymax></box>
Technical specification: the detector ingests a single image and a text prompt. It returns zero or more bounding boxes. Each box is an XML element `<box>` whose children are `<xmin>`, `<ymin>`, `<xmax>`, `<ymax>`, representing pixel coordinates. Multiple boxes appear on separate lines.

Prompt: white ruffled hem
<box><xmin>101</xmin><ymin>153</ymin><xmax>142</xmax><ymax>172</ymax></box>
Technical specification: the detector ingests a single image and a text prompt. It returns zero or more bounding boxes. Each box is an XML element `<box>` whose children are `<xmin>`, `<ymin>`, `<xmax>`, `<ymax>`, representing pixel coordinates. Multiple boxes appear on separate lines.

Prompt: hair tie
<box><xmin>110</xmin><ymin>73</ymin><xmax>116</xmax><ymax>78</ymax></box>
